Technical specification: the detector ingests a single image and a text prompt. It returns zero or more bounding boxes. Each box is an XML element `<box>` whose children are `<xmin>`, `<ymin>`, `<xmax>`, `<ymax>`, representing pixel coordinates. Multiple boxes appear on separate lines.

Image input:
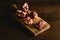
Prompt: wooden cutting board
<box><xmin>13</xmin><ymin>14</ymin><xmax>50</xmax><ymax>36</ymax></box>
<box><xmin>11</xmin><ymin>4</ymin><xmax>50</xmax><ymax>36</ymax></box>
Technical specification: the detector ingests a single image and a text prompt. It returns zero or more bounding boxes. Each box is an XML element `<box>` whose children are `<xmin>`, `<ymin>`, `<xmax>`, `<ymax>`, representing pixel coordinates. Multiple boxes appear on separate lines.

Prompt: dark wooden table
<box><xmin>0</xmin><ymin>0</ymin><xmax>60</xmax><ymax>40</ymax></box>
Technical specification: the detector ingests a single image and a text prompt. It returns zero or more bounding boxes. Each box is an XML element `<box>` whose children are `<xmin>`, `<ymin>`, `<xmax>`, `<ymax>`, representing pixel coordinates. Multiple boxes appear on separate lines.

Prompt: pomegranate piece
<box><xmin>25</xmin><ymin>16</ymin><xmax>33</xmax><ymax>24</ymax></box>
<box><xmin>17</xmin><ymin>10</ymin><xmax>27</xmax><ymax>18</ymax></box>
<box><xmin>36</xmin><ymin>20</ymin><xmax>44</xmax><ymax>28</ymax></box>
<box><xmin>30</xmin><ymin>11</ymin><xmax>38</xmax><ymax>18</ymax></box>
<box><xmin>23</xmin><ymin>3</ymin><xmax>29</xmax><ymax>12</ymax></box>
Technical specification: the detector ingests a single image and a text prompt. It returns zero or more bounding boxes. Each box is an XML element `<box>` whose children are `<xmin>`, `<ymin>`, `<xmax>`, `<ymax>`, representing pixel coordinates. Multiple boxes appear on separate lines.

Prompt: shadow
<box><xmin>0</xmin><ymin>0</ymin><xmax>34</xmax><ymax>38</ymax></box>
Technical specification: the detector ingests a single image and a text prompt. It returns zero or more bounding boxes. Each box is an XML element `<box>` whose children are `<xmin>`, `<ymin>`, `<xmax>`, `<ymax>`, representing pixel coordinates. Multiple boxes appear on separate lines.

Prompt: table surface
<box><xmin>0</xmin><ymin>0</ymin><xmax>60</xmax><ymax>40</ymax></box>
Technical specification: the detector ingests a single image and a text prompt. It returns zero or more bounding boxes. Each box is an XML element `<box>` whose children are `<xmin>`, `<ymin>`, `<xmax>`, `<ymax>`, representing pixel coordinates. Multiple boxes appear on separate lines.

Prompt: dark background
<box><xmin>0</xmin><ymin>0</ymin><xmax>60</xmax><ymax>40</ymax></box>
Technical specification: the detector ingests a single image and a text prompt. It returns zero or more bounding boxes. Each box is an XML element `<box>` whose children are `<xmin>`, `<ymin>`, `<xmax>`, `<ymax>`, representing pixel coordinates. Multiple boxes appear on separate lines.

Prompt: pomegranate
<box><xmin>17</xmin><ymin>10</ymin><xmax>27</xmax><ymax>18</ymax></box>
<box><xmin>25</xmin><ymin>16</ymin><xmax>33</xmax><ymax>24</ymax></box>
<box><xmin>23</xmin><ymin>3</ymin><xmax>29</xmax><ymax>12</ymax></box>
<box><xmin>36</xmin><ymin>20</ymin><xmax>44</xmax><ymax>28</ymax></box>
<box><xmin>30</xmin><ymin>11</ymin><xmax>38</xmax><ymax>18</ymax></box>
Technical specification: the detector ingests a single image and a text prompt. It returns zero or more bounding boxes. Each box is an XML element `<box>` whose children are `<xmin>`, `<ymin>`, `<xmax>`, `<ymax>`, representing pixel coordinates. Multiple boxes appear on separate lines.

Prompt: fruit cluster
<box><xmin>16</xmin><ymin>3</ymin><xmax>44</xmax><ymax>28</ymax></box>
